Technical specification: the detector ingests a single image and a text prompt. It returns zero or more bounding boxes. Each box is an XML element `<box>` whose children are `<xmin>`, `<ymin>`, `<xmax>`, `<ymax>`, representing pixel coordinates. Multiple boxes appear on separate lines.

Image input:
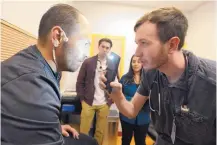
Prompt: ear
<box><xmin>51</xmin><ymin>26</ymin><xmax>61</xmax><ymax>48</ymax></box>
<box><xmin>168</xmin><ymin>37</ymin><xmax>180</xmax><ymax>54</ymax></box>
<box><xmin>52</xmin><ymin>39</ymin><xmax>59</xmax><ymax>48</ymax></box>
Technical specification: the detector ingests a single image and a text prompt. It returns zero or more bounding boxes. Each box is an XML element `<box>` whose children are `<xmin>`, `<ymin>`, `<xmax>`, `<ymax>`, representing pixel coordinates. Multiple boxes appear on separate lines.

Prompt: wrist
<box><xmin>112</xmin><ymin>92</ymin><xmax>124</xmax><ymax>102</ymax></box>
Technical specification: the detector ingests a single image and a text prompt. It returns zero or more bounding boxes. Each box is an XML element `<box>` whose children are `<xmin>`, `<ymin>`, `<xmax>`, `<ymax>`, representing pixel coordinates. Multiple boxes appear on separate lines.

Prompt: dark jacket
<box><xmin>120</xmin><ymin>75</ymin><xmax>150</xmax><ymax>125</ymax></box>
<box><xmin>137</xmin><ymin>50</ymin><xmax>216</xmax><ymax>145</ymax></box>
<box><xmin>1</xmin><ymin>45</ymin><xmax>63</xmax><ymax>145</ymax></box>
<box><xmin>76</xmin><ymin>55</ymin><xmax>113</xmax><ymax>106</ymax></box>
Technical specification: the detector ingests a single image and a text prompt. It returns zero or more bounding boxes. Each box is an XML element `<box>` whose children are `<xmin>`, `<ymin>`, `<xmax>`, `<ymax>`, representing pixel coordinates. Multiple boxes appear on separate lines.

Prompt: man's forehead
<box><xmin>135</xmin><ymin>22</ymin><xmax>158</xmax><ymax>42</ymax></box>
<box><xmin>78</xmin><ymin>14</ymin><xmax>90</xmax><ymax>36</ymax></box>
<box><xmin>71</xmin><ymin>14</ymin><xmax>91</xmax><ymax>40</ymax></box>
<box><xmin>100</xmin><ymin>41</ymin><xmax>110</xmax><ymax>46</ymax></box>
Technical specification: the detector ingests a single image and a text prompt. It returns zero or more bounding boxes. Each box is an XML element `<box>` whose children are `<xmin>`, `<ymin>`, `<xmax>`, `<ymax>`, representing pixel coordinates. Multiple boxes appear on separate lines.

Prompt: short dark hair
<box><xmin>134</xmin><ymin>7</ymin><xmax>188</xmax><ymax>50</ymax></box>
<box><xmin>98</xmin><ymin>38</ymin><xmax>113</xmax><ymax>48</ymax></box>
<box><xmin>38</xmin><ymin>4</ymin><xmax>81</xmax><ymax>44</ymax></box>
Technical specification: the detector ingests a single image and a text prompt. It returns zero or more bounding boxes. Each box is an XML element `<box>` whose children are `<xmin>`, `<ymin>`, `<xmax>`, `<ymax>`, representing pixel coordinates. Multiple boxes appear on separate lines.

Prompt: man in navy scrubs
<box><xmin>100</xmin><ymin>7</ymin><xmax>216</xmax><ymax>145</ymax></box>
<box><xmin>1</xmin><ymin>4</ymin><xmax>97</xmax><ymax>145</ymax></box>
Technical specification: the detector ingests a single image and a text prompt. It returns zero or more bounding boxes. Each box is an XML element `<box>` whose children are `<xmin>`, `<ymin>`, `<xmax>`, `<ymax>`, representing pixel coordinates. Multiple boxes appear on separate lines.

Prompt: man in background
<box><xmin>76</xmin><ymin>38</ymin><xmax>114</xmax><ymax>145</ymax></box>
<box><xmin>1</xmin><ymin>4</ymin><xmax>97</xmax><ymax>145</ymax></box>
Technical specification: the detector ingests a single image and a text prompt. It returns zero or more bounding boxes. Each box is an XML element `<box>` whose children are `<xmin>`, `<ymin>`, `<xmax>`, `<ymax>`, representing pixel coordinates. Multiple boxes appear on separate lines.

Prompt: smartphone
<box><xmin>105</xmin><ymin>52</ymin><xmax>121</xmax><ymax>93</ymax></box>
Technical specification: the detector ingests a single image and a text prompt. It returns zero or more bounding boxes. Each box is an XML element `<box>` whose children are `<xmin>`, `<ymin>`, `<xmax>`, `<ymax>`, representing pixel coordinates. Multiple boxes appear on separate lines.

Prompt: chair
<box><xmin>61</xmin><ymin>104</ymin><xmax>75</xmax><ymax>124</ymax></box>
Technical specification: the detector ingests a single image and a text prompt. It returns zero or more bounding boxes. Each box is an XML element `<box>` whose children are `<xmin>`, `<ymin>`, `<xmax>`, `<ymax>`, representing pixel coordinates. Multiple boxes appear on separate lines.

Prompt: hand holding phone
<box><xmin>105</xmin><ymin>52</ymin><xmax>120</xmax><ymax>93</ymax></box>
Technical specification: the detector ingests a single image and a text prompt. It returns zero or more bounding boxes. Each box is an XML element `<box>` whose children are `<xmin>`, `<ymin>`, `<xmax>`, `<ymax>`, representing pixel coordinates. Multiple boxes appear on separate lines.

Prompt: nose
<box><xmin>135</xmin><ymin>63</ymin><xmax>139</xmax><ymax>66</ymax></box>
<box><xmin>104</xmin><ymin>48</ymin><xmax>108</xmax><ymax>53</ymax></box>
<box><xmin>134</xmin><ymin>46</ymin><xmax>142</xmax><ymax>57</ymax></box>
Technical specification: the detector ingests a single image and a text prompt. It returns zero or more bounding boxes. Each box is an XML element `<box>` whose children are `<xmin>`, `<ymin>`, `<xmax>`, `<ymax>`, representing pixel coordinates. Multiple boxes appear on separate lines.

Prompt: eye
<box><xmin>141</xmin><ymin>41</ymin><xmax>147</xmax><ymax>45</ymax></box>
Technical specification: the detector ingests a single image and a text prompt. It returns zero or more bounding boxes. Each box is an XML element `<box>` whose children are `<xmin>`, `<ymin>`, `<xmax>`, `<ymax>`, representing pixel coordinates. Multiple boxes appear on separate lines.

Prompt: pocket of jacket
<box><xmin>175</xmin><ymin>109</ymin><xmax>210</xmax><ymax>144</ymax></box>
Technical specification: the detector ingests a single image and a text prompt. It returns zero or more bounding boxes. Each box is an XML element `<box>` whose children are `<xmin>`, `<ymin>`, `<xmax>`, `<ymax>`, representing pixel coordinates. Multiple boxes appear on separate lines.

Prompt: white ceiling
<box><xmin>76</xmin><ymin>1</ymin><xmax>209</xmax><ymax>13</ymax></box>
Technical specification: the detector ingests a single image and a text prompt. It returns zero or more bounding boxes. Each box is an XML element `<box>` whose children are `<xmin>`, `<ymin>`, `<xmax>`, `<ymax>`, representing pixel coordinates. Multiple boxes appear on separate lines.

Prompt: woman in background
<box><xmin>119</xmin><ymin>55</ymin><xmax>150</xmax><ymax>145</ymax></box>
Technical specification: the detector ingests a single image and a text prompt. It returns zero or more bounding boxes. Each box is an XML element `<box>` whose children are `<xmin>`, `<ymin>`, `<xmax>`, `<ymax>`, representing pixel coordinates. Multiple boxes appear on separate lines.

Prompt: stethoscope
<box><xmin>148</xmin><ymin>72</ymin><xmax>161</xmax><ymax>115</ymax></box>
<box><xmin>148</xmin><ymin>53</ymin><xmax>189</xmax><ymax>116</ymax></box>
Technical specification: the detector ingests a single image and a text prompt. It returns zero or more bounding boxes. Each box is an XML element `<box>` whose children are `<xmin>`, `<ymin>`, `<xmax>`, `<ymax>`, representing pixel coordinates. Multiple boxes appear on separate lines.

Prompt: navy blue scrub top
<box><xmin>1</xmin><ymin>45</ymin><xmax>64</xmax><ymax>145</ymax></box>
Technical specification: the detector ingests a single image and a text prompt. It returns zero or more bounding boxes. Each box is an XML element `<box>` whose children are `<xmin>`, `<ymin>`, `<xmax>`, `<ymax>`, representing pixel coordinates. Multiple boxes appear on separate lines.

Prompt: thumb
<box><xmin>110</xmin><ymin>82</ymin><xmax>122</xmax><ymax>90</ymax></box>
<box><xmin>62</xmin><ymin>130</ymin><xmax>69</xmax><ymax>137</ymax></box>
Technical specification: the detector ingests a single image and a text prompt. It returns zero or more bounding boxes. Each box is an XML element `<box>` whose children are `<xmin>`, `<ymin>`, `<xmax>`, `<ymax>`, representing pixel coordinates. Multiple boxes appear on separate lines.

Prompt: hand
<box><xmin>61</xmin><ymin>125</ymin><xmax>79</xmax><ymax>139</ymax></box>
<box><xmin>99</xmin><ymin>73</ymin><xmax>123</xmax><ymax>101</ymax></box>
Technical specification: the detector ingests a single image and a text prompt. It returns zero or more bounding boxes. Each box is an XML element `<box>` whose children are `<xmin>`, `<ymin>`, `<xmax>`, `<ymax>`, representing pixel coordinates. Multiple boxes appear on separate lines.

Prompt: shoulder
<box><xmin>184</xmin><ymin>50</ymin><xmax>216</xmax><ymax>86</ymax></box>
<box><xmin>120</xmin><ymin>74</ymin><xmax>132</xmax><ymax>84</ymax></box>
<box><xmin>83</xmin><ymin>55</ymin><xmax>97</xmax><ymax>64</ymax></box>
<box><xmin>141</xmin><ymin>69</ymin><xmax>159</xmax><ymax>85</ymax></box>
<box><xmin>197</xmin><ymin>57</ymin><xmax>216</xmax><ymax>85</ymax></box>
<box><xmin>2</xmin><ymin>72</ymin><xmax>60</xmax><ymax>108</ymax></box>
<box><xmin>1</xmin><ymin>72</ymin><xmax>60</xmax><ymax>122</ymax></box>
<box><xmin>1</xmin><ymin>46</ymin><xmax>46</xmax><ymax>86</ymax></box>
<box><xmin>120</xmin><ymin>74</ymin><xmax>128</xmax><ymax>81</ymax></box>
<box><xmin>2</xmin><ymin>72</ymin><xmax>58</xmax><ymax>90</ymax></box>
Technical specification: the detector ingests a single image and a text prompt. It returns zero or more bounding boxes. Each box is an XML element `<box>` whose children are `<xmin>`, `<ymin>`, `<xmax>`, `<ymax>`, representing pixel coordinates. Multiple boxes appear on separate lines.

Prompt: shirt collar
<box><xmin>164</xmin><ymin>50</ymin><xmax>199</xmax><ymax>89</ymax></box>
<box><xmin>31</xmin><ymin>45</ymin><xmax>60</xmax><ymax>80</ymax></box>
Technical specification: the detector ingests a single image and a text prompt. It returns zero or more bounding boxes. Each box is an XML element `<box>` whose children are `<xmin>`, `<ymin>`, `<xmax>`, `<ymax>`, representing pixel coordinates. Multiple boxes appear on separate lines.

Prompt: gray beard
<box><xmin>62</xmin><ymin>46</ymin><xmax>87</xmax><ymax>72</ymax></box>
<box><xmin>60</xmin><ymin>39</ymin><xmax>89</xmax><ymax>72</ymax></box>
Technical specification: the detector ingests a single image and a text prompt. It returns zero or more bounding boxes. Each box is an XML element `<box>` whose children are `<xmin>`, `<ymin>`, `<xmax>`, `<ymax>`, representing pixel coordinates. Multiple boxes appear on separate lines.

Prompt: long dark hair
<box><xmin>124</xmin><ymin>55</ymin><xmax>142</xmax><ymax>84</ymax></box>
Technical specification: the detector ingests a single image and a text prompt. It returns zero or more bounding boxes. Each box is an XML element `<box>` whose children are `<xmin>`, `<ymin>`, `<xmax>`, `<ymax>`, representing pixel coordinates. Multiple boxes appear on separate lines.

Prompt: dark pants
<box><xmin>121</xmin><ymin>120</ymin><xmax>149</xmax><ymax>145</ymax></box>
<box><xmin>64</xmin><ymin>133</ymin><xmax>98</xmax><ymax>145</ymax></box>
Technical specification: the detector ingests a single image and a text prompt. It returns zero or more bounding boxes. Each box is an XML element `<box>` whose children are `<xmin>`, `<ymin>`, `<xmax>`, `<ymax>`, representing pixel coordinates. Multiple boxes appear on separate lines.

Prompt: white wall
<box><xmin>1</xmin><ymin>1</ymin><xmax>150</xmax><ymax>92</ymax></box>
<box><xmin>2</xmin><ymin>1</ymin><xmax>215</xmax><ymax>90</ymax></box>
<box><xmin>71</xmin><ymin>1</ymin><xmax>151</xmax><ymax>73</ymax></box>
<box><xmin>1</xmin><ymin>1</ymin><xmax>62</xmax><ymax>37</ymax></box>
<box><xmin>186</xmin><ymin>1</ymin><xmax>216</xmax><ymax>60</ymax></box>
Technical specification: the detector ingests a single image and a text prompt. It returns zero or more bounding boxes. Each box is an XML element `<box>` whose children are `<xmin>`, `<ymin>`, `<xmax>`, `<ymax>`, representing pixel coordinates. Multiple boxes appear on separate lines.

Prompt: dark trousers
<box><xmin>121</xmin><ymin>120</ymin><xmax>149</xmax><ymax>145</ymax></box>
<box><xmin>64</xmin><ymin>133</ymin><xmax>98</xmax><ymax>145</ymax></box>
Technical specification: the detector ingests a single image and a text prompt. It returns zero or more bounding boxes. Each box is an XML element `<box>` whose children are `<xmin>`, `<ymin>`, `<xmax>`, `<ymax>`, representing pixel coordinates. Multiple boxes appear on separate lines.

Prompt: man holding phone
<box><xmin>100</xmin><ymin>7</ymin><xmax>216</xmax><ymax>145</ymax></box>
<box><xmin>76</xmin><ymin>38</ymin><xmax>116</xmax><ymax>145</ymax></box>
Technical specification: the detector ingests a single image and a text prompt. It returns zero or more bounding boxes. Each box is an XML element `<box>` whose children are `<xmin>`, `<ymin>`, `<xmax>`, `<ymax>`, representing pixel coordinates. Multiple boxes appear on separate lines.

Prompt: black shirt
<box><xmin>137</xmin><ymin>50</ymin><xmax>216</xmax><ymax>145</ymax></box>
<box><xmin>1</xmin><ymin>45</ymin><xmax>63</xmax><ymax>145</ymax></box>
